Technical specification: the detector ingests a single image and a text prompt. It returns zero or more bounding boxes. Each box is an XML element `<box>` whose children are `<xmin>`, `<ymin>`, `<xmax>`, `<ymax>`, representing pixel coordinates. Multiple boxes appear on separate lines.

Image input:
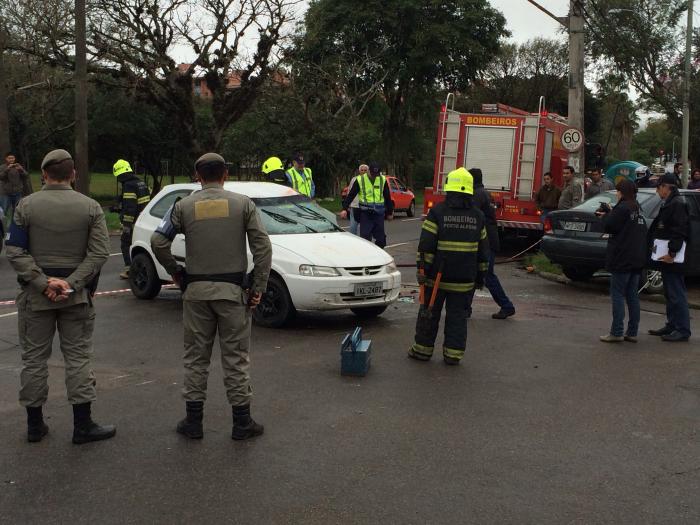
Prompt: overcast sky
<box><xmin>490</xmin><ymin>0</ymin><xmax>567</xmax><ymax>43</ymax></box>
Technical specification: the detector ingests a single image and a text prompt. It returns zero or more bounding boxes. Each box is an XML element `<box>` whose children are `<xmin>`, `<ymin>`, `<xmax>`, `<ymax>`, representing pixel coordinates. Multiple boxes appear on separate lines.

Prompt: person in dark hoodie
<box><xmin>595</xmin><ymin>179</ymin><xmax>647</xmax><ymax>343</ymax></box>
<box><xmin>468</xmin><ymin>168</ymin><xmax>515</xmax><ymax>319</ymax></box>
<box><xmin>647</xmin><ymin>173</ymin><xmax>691</xmax><ymax>342</ymax></box>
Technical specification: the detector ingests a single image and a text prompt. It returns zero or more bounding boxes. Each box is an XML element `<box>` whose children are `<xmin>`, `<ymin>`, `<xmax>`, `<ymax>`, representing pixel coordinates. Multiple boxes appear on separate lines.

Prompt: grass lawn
<box><xmin>525</xmin><ymin>252</ymin><xmax>562</xmax><ymax>275</ymax></box>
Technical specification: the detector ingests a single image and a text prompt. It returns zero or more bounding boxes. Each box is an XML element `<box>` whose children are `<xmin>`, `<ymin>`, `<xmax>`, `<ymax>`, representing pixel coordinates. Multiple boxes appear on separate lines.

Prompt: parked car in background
<box><xmin>129</xmin><ymin>182</ymin><xmax>402</xmax><ymax>327</ymax></box>
<box><xmin>541</xmin><ymin>188</ymin><xmax>700</xmax><ymax>294</ymax></box>
<box><xmin>341</xmin><ymin>176</ymin><xmax>416</xmax><ymax>217</ymax></box>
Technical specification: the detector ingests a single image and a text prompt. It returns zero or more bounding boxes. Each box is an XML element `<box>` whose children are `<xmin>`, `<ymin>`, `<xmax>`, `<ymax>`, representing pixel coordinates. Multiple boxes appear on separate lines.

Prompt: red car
<box><xmin>341</xmin><ymin>175</ymin><xmax>416</xmax><ymax>217</ymax></box>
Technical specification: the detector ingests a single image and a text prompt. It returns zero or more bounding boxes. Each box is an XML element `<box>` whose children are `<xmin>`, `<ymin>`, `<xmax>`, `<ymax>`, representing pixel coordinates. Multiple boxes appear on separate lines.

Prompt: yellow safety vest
<box><xmin>286</xmin><ymin>167</ymin><xmax>313</xmax><ymax>196</ymax></box>
<box><xmin>358</xmin><ymin>174</ymin><xmax>386</xmax><ymax>208</ymax></box>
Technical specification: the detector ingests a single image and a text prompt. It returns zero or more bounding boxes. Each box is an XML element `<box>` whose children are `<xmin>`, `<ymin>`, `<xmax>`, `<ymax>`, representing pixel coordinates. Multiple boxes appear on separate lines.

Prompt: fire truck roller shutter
<box><xmin>464</xmin><ymin>126</ymin><xmax>515</xmax><ymax>191</ymax></box>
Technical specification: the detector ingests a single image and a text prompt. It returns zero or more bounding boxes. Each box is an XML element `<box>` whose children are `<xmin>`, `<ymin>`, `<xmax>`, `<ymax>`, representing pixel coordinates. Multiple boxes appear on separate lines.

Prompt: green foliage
<box><xmin>631</xmin><ymin>119</ymin><xmax>680</xmax><ymax>164</ymax></box>
<box><xmin>526</xmin><ymin>252</ymin><xmax>562</xmax><ymax>275</ymax></box>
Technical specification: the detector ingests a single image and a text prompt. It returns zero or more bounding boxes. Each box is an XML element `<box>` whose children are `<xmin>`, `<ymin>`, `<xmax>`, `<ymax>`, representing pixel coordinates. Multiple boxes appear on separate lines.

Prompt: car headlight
<box><xmin>299</xmin><ymin>265</ymin><xmax>340</xmax><ymax>277</ymax></box>
<box><xmin>385</xmin><ymin>261</ymin><xmax>398</xmax><ymax>273</ymax></box>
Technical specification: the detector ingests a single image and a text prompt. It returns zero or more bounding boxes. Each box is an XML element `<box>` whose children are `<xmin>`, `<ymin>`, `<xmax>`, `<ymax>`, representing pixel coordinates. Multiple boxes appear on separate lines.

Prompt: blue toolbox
<box><xmin>340</xmin><ymin>327</ymin><xmax>372</xmax><ymax>376</ymax></box>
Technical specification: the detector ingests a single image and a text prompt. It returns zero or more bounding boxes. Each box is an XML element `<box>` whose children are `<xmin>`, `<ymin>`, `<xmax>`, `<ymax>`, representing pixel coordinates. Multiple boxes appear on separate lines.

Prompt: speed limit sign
<box><xmin>561</xmin><ymin>127</ymin><xmax>584</xmax><ymax>152</ymax></box>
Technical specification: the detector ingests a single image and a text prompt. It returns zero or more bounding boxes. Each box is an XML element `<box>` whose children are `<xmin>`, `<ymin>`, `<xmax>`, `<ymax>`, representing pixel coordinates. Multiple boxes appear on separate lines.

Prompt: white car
<box><xmin>129</xmin><ymin>182</ymin><xmax>402</xmax><ymax>327</ymax></box>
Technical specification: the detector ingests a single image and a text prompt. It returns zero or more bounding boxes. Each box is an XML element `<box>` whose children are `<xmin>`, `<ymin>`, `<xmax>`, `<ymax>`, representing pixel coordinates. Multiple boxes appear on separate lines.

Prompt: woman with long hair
<box><xmin>595</xmin><ymin>179</ymin><xmax>648</xmax><ymax>343</ymax></box>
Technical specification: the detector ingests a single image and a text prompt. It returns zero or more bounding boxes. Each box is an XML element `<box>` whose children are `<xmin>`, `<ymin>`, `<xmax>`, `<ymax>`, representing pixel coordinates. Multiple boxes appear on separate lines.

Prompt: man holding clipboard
<box><xmin>648</xmin><ymin>173</ymin><xmax>691</xmax><ymax>342</ymax></box>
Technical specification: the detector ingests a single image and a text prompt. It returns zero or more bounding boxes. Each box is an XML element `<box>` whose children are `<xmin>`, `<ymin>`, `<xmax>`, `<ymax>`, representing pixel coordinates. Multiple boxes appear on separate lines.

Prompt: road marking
<box><xmin>109</xmin><ymin>252</ymin><xmax>123</xmax><ymax>257</ymax></box>
<box><xmin>135</xmin><ymin>380</ymin><xmax>155</xmax><ymax>386</ymax></box>
<box><xmin>0</xmin><ymin>312</ymin><xmax>18</xmax><ymax>318</ymax></box>
<box><xmin>401</xmin><ymin>218</ymin><xmax>422</xmax><ymax>222</ymax></box>
<box><xmin>385</xmin><ymin>242</ymin><xmax>410</xmax><ymax>249</ymax></box>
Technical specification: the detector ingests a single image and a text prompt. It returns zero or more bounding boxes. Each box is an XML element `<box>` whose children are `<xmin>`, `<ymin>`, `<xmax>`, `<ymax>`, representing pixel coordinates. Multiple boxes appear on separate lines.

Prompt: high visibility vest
<box><xmin>286</xmin><ymin>167</ymin><xmax>313</xmax><ymax>196</ymax></box>
<box><xmin>358</xmin><ymin>174</ymin><xmax>386</xmax><ymax>208</ymax></box>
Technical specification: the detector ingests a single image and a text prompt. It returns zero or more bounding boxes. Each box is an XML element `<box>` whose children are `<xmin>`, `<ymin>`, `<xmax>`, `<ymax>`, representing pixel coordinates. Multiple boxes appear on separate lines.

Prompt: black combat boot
<box><xmin>176</xmin><ymin>401</ymin><xmax>204</xmax><ymax>439</ymax></box>
<box><xmin>72</xmin><ymin>403</ymin><xmax>117</xmax><ymax>445</ymax></box>
<box><xmin>231</xmin><ymin>404</ymin><xmax>264</xmax><ymax>440</ymax></box>
<box><xmin>26</xmin><ymin>406</ymin><xmax>49</xmax><ymax>443</ymax></box>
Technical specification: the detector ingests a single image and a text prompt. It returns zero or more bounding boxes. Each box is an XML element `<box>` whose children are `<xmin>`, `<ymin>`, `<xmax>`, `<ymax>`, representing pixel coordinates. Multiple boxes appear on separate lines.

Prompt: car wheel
<box><xmin>640</xmin><ymin>269</ymin><xmax>664</xmax><ymax>295</ymax></box>
<box><xmin>350</xmin><ymin>305</ymin><xmax>388</xmax><ymax>318</ymax></box>
<box><xmin>253</xmin><ymin>274</ymin><xmax>296</xmax><ymax>328</ymax></box>
<box><xmin>129</xmin><ymin>252</ymin><xmax>162</xmax><ymax>299</ymax></box>
<box><xmin>407</xmin><ymin>200</ymin><xmax>415</xmax><ymax>217</ymax></box>
<box><xmin>562</xmin><ymin>266</ymin><xmax>596</xmax><ymax>282</ymax></box>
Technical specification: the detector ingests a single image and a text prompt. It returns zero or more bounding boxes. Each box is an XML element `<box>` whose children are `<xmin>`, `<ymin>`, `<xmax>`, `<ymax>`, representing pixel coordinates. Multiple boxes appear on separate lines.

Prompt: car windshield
<box><xmin>573</xmin><ymin>191</ymin><xmax>662</xmax><ymax>217</ymax></box>
<box><xmin>253</xmin><ymin>195</ymin><xmax>342</xmax><ymax>235</ymax></box>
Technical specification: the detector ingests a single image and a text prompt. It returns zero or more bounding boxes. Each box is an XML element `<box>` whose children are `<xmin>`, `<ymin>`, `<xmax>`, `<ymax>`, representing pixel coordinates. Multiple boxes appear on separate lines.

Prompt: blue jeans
<box><xmin>609</xmin><ymin>272</ymin><xmax>640</xmax><ymax>337</ymax></box>
<box><xmin>465</xmin><ymin>251</ymin><xmax>514</xmax><ymax>317</ymax></box>
<box><xmin>349</xmin><ymin>208</ymin><xmax>359</xmax><ymax>235</ymax></box>
<box><xmin>661</xmin><ymin>271</ymin><xmax>691</xmax><ymax>338</ymax></box>
<box><xmin>484</xmin><ymin>251</ymin><xmax>514</xmax><ymax>311</ymax></box>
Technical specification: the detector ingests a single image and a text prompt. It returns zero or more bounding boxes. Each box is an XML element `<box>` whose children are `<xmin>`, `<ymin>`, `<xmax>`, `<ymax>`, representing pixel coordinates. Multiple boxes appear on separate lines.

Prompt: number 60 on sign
<box><xmin>561</xmin><ymin>128</ymin><xmax>584</xmax><ymax>153</ymax></box>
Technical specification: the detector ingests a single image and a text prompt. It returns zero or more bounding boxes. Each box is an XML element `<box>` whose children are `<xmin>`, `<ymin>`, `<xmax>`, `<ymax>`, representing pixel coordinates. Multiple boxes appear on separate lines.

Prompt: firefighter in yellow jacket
<box><xmin>409</xmin><ymin>168</ymin><xmax>489</xmax><ymax>365</ymax></box>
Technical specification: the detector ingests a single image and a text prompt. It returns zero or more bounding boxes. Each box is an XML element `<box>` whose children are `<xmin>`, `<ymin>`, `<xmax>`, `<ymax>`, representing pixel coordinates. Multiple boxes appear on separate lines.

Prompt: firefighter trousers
<box><xmin>120</xmin><ymin>225</ymin><xmax>133</xmax><ymax>266</ymax></box>
<box><xmin>411</xmin><ymin>288</ymin><xmax>470</xmax><ymax>361</ymax></box>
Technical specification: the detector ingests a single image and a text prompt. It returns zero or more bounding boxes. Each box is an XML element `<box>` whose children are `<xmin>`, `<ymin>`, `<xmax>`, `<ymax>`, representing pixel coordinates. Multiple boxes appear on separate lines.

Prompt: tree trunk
<box><xmin>74</xmin><ymin>0</ymin><xmax>90</xmax><ymax>195</ymax></box>
<box><xmin>0</xmin><ymin>33</ymin><xmax>11</xmax><ymax>156</ymax></box>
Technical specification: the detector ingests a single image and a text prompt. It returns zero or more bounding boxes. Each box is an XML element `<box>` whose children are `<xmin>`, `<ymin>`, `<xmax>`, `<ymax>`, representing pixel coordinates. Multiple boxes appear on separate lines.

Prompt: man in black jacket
<box><xmin>648</xmin><ymin>173</ymin><xmax>691</xmax><ymax>342</ymax></box>
<box><xmin>112</xmin><ymin>159</ymin><xmax>151</xmax><ymax>279</ymax></box>
<box><xmin>468</xmin><ymin>168</ymin><xmax>515</xmax><ymax>319</ymax></box>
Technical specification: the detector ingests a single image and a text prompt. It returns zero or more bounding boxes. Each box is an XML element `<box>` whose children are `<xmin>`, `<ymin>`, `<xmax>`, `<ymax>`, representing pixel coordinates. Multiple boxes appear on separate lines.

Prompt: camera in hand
<box><xmin>596</xmin><ymin>202</ymin><xmax>612</xmax><ymax>214</ymax></box>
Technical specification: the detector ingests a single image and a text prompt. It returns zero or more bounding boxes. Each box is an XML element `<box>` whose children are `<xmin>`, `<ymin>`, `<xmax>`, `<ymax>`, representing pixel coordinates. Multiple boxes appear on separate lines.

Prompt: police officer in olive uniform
<box><xmin>151</xmin><ymin>153</ymin><xmax>273</xmax><ymax>440</ymax></box>
<box><xmin>262</xmin><ymin>156</ymin><xmax>292</xmax><ymax>187</ymax></box>
<box><xmin>5</xmin><ymin>149</ymin><xmax>116</xmax><ymax>444</ymax></box>
<box><xmin>408</xmin><ymin>167</ymin><xmax>490</xmax><ymax>365</ymax></box>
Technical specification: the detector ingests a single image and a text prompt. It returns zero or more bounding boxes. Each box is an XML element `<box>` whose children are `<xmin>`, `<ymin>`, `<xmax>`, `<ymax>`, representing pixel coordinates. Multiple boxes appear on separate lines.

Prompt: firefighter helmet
<box><xmin>113</xmin><ymin>159</ymin><xmax>133</xmax><ymax>177</ymax></box>
<box><xmin>262</xmin><ymin>156</ymin><xmax>284</xmax><ymax>175</ymax></box>
<box><xmin>444</xmin><ymin>167</ymin><xmax>473</xmax><ymax>195</ymax></box>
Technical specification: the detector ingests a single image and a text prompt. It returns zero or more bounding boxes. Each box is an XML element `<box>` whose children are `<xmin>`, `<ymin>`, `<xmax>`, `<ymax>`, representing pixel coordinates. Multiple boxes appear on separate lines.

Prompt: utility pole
<box><xmin>0</xmin><ymin>30</ymin><xmax>11</xmax><ymax>156</ymax></box>
<box><xmin>525</xmin><ymin>0</ymin><xmax>586</xmax><ymax>172</ymax></box>
<box><xmin>681</xmin><ymin>0</ymin><xmax>693</xmax><ymax>188</ymax></box>
<box><xmin>567</xmin><ymin>0</ymin><xmax>585</xmax><ymax>173</ymax></box>
<box><xmin>74</xmin><ymin>0</ymin><xmax>90</xmax><ymax>195</ymax></box>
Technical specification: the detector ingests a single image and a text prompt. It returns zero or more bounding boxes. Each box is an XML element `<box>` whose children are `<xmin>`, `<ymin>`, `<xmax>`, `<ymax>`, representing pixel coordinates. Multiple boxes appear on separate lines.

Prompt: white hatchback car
<box><xmin>129</xmin><ymin>182</ymin><xmax>402</xmax><ymax>327</ymax></box>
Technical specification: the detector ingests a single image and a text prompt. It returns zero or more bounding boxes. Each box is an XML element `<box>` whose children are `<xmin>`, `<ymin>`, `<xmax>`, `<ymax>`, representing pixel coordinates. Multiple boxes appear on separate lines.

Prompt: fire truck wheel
<box><xmin>562</xmin><ymin>266</ymin><xmax>595</xmax><ymax>282</ymax></box>
<box><xmin>407</xmin><ymin>200</ymin><xmax>416</xmax><ymax>217</ymax></box>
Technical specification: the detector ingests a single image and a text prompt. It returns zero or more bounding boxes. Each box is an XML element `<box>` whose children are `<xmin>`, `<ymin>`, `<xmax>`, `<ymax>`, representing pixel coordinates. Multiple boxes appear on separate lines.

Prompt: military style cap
<box><xmin>194</xmin><ymin>152</ymin><xmax>226</xmax><ymax>171</ymax></box>
<box><xmin>41</xmin><ymin>149</ymin><xmax>73</xmax><ymax>169</ymax></box>
<box><xmin>369</xmin><ymin>162</ymin><xmax>381</xmax><ymax>175</ymax></box>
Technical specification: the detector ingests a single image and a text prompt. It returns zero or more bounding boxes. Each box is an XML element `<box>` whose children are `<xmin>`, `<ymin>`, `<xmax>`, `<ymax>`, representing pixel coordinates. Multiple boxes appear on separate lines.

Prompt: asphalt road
<box><xmin>1</xmin><ymin>219</ymin><xmax>699</xmax><ymax>524</ymax></box>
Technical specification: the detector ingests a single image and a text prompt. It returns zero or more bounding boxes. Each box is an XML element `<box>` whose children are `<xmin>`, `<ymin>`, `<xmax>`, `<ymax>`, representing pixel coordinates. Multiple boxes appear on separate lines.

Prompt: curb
<box><xmin>534</xmin><ymin>270</ymin><xmax>700</xmax><ymax>310</ymax></box>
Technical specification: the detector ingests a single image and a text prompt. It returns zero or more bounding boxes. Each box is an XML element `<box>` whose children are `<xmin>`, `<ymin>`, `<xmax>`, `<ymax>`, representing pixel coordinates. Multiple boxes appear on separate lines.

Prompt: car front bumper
<box><xmin>285</xmin><ymin>270</ymin><xmax>402</xmax><ymax>311</ymax></box>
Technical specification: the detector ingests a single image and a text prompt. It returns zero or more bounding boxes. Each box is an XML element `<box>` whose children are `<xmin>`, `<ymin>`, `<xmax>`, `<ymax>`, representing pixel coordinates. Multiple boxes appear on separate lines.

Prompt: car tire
<box><xmin>407</xmin><ymin>200</ymin><xmax>415</xmax><ymax>217</ymax></box>
<box><xmin>562</xmin><ymin>266</ymin><xmax>596</xmax><ymax>282</ymax></box>
<box><xmin>640</xmin><ymin>269</ymin><xmax>664</xmax><ymax>295</ymax></box>
<box><xmin>350</xmin><ymin>305</ymin><xmax>388</xmax><ymax>318</ymax></box>
<box><xmin>253</xmin><ymin>274</ymin><xmax>296</xmax><ymax>328</ymax></box>
<box><xmin>129</xmin><ymin>252</ymin><xmax>162</xmax><ymax>299</ymax></box>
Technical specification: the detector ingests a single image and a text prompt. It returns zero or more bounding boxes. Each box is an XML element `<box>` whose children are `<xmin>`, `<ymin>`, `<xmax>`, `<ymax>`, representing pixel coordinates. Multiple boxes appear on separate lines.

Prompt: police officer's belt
<box><xmin>185</xmin><ymin>272</ymin><xmax>246</xmax><ymax>286</ymax></box>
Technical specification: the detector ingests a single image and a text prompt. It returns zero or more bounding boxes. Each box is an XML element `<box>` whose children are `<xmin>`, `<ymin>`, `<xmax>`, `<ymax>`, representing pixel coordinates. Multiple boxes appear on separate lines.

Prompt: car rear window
<box><xmin>573</xmin><ymin>191</ymin><xmax>661</xmax><ymax>217</ymax></box>
<box><xmin>150</xmin><ymin>190</ymin><xmax>192</xmax><ymax>218</ymax></box>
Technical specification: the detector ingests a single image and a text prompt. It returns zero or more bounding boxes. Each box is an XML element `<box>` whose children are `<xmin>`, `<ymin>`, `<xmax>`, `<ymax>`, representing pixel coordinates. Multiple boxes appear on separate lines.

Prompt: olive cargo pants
<box><xmin>18</xmin><ymin>295</ymin><xmax>97</xmax><ymax>407</ymax></box>
<box><xmin>182</xmin><ymin>299</ymin><xmax>253</xmax><ymax>406</ymax></box>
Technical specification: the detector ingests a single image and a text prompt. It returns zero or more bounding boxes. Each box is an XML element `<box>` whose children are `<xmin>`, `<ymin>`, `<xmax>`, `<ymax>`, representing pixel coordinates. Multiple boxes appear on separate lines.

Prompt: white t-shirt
<box><xmin>349</xmin><ymin>176</ymin><xmax>360</xmax><ymax>208</ymax></box>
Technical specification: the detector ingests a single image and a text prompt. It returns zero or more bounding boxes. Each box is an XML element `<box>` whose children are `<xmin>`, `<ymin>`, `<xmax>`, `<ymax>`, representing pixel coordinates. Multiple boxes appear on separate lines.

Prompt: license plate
<box><xmin>562</xmin><ymin>221</ymin><xmax>586</xmax><ymax>231</ymax></box>
<box><xmin>354</xmin><ymin>282</ymin><xmax>384</xmax><ymax>297</ymax></box>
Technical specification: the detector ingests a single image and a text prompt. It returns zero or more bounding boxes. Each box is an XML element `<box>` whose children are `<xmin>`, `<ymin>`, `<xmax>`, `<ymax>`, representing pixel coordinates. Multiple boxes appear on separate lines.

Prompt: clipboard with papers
<box><xmin>651</xmin><ymin>239</ymin><xmax>686</xmax><ymax>263</ymax></box>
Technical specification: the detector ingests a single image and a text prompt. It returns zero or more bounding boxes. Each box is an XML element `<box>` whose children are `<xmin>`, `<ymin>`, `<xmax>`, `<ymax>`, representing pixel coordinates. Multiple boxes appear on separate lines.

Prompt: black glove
<box><xmin>475</xmin><ymin>272</ymin><xmax>484</xmax><ymax>290</ymax></box>
<box><xmin>416</xmin><ymin>271</ymin><xmax>427</xmax><ymax>286</ymax></box>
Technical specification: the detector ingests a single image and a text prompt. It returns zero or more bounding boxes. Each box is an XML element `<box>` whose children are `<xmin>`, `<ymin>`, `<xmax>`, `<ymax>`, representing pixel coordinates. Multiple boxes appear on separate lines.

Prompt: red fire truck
<box><xmin>424</xmin><ymin>95</ymin><xmax>574</xmax><ymax>232</ymax></box>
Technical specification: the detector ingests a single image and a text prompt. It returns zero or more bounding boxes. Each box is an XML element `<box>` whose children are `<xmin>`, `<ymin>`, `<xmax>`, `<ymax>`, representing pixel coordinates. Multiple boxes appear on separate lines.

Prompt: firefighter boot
<box><xmin>26</xmin><ymin>406</ymin><xmax>49</xmax><ymax>443</ymax></box>
<box><xmin>72</xmin><ymin>403</ymin><xmax>117</xmax><ymax>445</ymax></box>
<box><xmin>407</xmin><ymin>343</ymin><xmax>433</xmax><ymax>361</ymax></box>
<box><xmin>176</xmin><ymin>401</ymin><xmax>204</xmax><ymax>439</ymax></box>
<box><xmin>231</xmin><ymin>404</ymin><xmax>264</xmax><ymax>440</ymax></box>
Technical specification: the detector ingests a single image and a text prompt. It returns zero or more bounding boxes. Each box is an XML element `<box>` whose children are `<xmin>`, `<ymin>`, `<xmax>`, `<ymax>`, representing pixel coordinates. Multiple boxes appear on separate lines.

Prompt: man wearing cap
<box><xmin>647</xmin><ymin>173</ymin><xmax>691</xmax><ymax>342</ymax></box>
<box><xmin>340</xmin><ymin>162</ymin><xmax>394</xmax><ymax>248</ymax></box>
<box><xmin>112</xmin><ymin>159</ymin><xmax>150</xmax><ymax>279</ymax></box>
<box><xmin>262</xmin><ymin>156</ymin><xmax>291</xmax><ymax>187</ymax></box>
<box><xmin>285</xmin><ymin>153</ymin><xmax>315</xmax><ymax>197</ymax></box>
<box><xmin>408</xmin><ymin>167</ymin><xmax>489</xmax><ymax>365</ymax></box>
<box><xmin>151</xmin><ymin>152</ymin><xmax>272</xmax><ymax>440</ymax></box>
<box><xmin>5</xmin><ymin>149</ymin><xmax>115</xmax><ymax>444</ymax></box>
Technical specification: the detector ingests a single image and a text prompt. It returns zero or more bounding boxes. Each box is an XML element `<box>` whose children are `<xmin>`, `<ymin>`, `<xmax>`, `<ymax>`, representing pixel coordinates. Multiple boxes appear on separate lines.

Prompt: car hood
<box><xmin>270</xmin><ymin>232</ymin><xmax>393</xmax><ymax>267</ymax></box>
